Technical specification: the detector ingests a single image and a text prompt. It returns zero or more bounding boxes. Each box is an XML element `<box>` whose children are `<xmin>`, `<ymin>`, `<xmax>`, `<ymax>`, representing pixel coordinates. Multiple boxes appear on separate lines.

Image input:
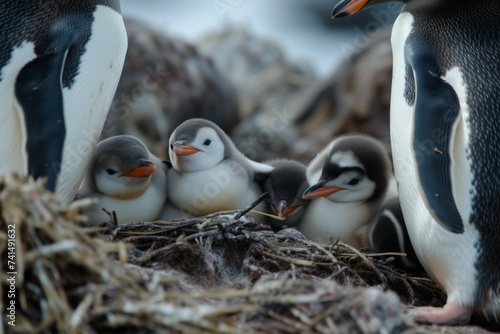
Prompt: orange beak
<box><xmin>281</xmin><ymin>205</ymin><xmax>298</xmax><ymax>217</ymax></box>
<box><xmin>174</xmin><ymin>145</ymin><xmax>200</xmax><ymax>156</ymax></box>
<box><xmin>273</xmin><ymin>203</ymin><xmax>299</xmax><ymax>217</ymax></box>
<box><xmin>302</xmin><ymin>182</ymin><xmax>344</xmax><ymax>200</ymax></box>
<box><xmin>331</xmin><ymin>0</ymin><xmax>369</xmax><ymax>18</ymax></box>
<box><xmin>122</xmin><ymin>162</ymin><xmax>156</xmax><ymax>178</ymax></box>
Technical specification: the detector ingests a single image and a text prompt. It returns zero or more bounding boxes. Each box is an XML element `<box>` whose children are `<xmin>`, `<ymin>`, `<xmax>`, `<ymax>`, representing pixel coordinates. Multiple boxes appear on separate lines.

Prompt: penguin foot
<box><xmin>409</xmin><ymin>303</ymin><xmax>472</xmax><ymax>325</ymax></box>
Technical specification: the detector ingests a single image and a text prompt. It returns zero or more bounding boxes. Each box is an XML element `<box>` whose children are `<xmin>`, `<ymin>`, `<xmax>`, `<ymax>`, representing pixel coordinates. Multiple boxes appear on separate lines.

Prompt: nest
<box><xmin>0</xmin><ymin>175</ymin><xmax>449</xmax><ymax>333</ymax></box>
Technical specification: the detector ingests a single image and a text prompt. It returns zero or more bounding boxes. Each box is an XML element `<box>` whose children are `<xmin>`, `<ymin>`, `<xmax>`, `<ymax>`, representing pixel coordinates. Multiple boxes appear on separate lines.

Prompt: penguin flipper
<box><xmin>249</xmin><ymin>160</ymin><xmax>274</xmax><ymax>182</ymax></box>
<box><xmin>408</xmin><ymin>40</ymin><xmax>464</xmax><ymax>234</ymax></box>
<box><xmin>14</xmin><ymin>28</ymin><xmax>79</xmax><ymax>191</ymax></box>
<box><xmin>305</xmin><ymin>140</ymin><xmax>336</xmax><ymax>184</ymax></box>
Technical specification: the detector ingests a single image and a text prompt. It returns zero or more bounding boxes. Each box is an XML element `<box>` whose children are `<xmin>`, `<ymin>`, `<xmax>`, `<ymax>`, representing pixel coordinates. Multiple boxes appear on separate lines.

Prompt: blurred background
<box><xmin>105</xmin><ymin>1</ymin><xmax>403</xmax><ymax>164</ymax></box>
<box><xmin>120</xmin><ymin>0</ymin><xmax>401</xmax><ymax>75</ymax></box>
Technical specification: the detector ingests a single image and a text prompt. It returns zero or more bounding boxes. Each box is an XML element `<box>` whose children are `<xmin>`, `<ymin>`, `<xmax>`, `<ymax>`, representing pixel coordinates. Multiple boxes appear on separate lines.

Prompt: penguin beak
<box><xmin>331</xmin><ymin>0</ymin><xmax>369</xmax><ymax>18</ymax></box>
<box><xmin>302</xmin><ymin>180</ymin><xmax>343</xmax><ymax>200</ymax></box>
<box><xmin>122</xmin><ymin>160</ymin><xmax>157</xmax><ymax>178</ymax></box>
<box><xmin>273</xmin><ymin>200</ymin><xmax>298</xmax><ymax>217</ymax></box>
<box><xmin>172</xmin><ymin>141</ymin><xmax>200</xmax><ymax>156</ymax></box>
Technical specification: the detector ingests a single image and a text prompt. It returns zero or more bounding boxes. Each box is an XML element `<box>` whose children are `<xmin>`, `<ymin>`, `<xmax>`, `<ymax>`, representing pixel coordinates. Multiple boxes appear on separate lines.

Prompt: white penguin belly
<box><xmin>391</xmin><ymin>13</ymin><xmax>479</xmax><ymax>307</ymax></box>
<box><xmin>0</xmin><ymin>41</ymin><xmax>36</xmax><ymax>176</ymax></box>
<box><xmin>301</xmin><ymin>198</ymin><xmax>371</xmax><ymax>248</ymax></box>
<box><xmin>86</xmin><ymin>184</ymin><xmax>165</xmax><ymax>225</ymax></box>
<box><xmin>159</xmin><ymin>203</ymin><xmax>194</xmax><ymax>220</ymax></box>
<box><xmin>56</xmin><ymin>5</ymin><xmax>127</xmax><ymax>204</ymax></box>
<box><xmin>169</xmin><ymin>163</ymin><xmax>260</xmax><ymax>216</ymax></box>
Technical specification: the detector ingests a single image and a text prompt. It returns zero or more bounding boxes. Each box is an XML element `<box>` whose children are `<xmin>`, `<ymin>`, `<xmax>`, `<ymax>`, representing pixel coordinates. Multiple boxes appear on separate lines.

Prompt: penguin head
<box><xmin>264</xmin><ymin>160</ymin><xmax>309</xmax><ymax>218</ymax></box>
<box><xmin>303</xmin><ymin>135</ymin><xmax>391</xmax><ymax>203</ymax></box>
<box><xmin>169</xmin><ymin>119</ymin><xmax>228</xmax><ymax>173</ymax></box>
<box><xmin>91</xmin><ymin>135</ymin><xmax>157</xmax><ymax>198</ymax></box>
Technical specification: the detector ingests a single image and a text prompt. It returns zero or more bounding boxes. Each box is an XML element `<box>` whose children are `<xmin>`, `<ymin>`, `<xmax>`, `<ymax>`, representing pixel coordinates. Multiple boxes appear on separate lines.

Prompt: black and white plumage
<box><xmin>301</xmin><ymin>135</ymin><xmax>392</xmax><ymax>248</ymax></box>
<box><xmin>262</xmin><ymin>159</ymin><xmax>309</xmax><ymax>230</ymax></box>
<box><xmin>367</xmin><ymin>197</ymin><xmax>422</xmax><ymax>271</ymax></box>
<box><xmin>0</xmin><ymin>1</ymin><xmax>127</xmax><ymax>205</ymax></box>
<box><xmin>77</xmin><ymin>135</ymin><xmax>168</xmax><ymax>225</ymax></box>
<box><xmin>167</xmin><ymin>118</ymin><xmax>273</xmax><ymax>217</ymax></box>
<box><xmin>333</xmin><ymin>0</ymin><xmax>500</xmax><ymax>326</ymax></box>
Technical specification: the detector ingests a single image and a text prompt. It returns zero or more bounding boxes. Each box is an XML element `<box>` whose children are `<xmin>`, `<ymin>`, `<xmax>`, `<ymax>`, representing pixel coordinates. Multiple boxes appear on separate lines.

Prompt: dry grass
<box><xmin>1</xmin><ymin>174</ymin><xmax>450</xmax><ymax>333</ymax></box>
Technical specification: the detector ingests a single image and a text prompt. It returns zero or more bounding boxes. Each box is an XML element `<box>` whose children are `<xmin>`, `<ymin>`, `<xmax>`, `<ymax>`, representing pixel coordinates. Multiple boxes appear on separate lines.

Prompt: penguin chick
<box><xmin>262</xmin><ymin>159</ymin><xmax>309</xmax><ymax>230</ymax></box>
<box><xmin>301</xmin><ymin>134</ymin><xmax>392</xmax><ymax>248</ymax></box>
<box><xmin>77</xmin><ymin>135</ymin><xmax>167</xmax><ymax>225</ymax></box>
<box><xmin>368</xmin><ymin>197</ymin><xmax>423</xmax><ymax>271</ymax></box>
<box><xmin>168</xmin><ymin>118</ymin><xmax>273</xmax><ymax>216</ymax></box>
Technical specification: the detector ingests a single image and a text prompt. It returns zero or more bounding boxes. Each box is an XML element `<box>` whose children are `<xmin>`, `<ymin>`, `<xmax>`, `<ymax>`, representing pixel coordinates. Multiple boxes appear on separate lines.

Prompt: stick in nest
<box><xmin>233</xmin><ymin>192</ymin><xmax>269</xmax><ymax>220</ymax></box>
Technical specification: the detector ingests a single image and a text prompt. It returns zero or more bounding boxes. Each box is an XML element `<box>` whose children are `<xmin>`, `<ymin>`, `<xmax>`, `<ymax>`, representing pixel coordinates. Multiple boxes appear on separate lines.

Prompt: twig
<box><xmin>339</xmin><ymin>242</ymin><xmax>388</xmax><ymax>289</ymax></box>
<box><xmin>261</xmin><ymin>251</ymin><xmax>316</xmax><ymax>267</ymax></box>
<box><xmin>365</xmin><ymin>252</ymin><xmax>407</xmax><ymax>257</ymax></box>
<box><xmin>135</xmin><ymin>241</ymin><xmax>186</xmax><ymax>265</ymax></box>
<box><xmin>233</xmin><ymin>192</ymin><xmax>269</xmax><ymax>220</ymax></box>
<box><xmin>250</xmin><ymin>209</ymin><xmax>285</xmax><ymax>220</ymax></box>
<box><xmin>295</xmin><ymin>239</ymin><xmax>338</xmax><ymax>263</ymax></box>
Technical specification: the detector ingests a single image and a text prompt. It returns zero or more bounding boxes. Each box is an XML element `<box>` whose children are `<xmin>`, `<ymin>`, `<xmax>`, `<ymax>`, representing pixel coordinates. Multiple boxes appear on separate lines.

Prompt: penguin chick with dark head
<box><xmin>77</xmin><ymin>135</ymin><xmax>167</xmax><ymax>225</ymax></box>
<box><xmin>368</xmin><ymin>197</ymin><xmax>423</xmax><ymax>272</ymax></box>
<box><xmin>301</xmin><ymin>135</ymin><xmax>392</xmax><ymax>248</ymax></box>
<box><xmin>333</xmin><ymin>0</ymin><xmax>500</xmax><ymax>326</ymax></box>
<box><xmin>168</xmin><ymin>118</ymin><xmax>273</xmax><ymax>216</ymax></box>
<box><xmin>262</xmin><ymin>159</ymin><xmax>309</xmax><ymax>230</ymax></box>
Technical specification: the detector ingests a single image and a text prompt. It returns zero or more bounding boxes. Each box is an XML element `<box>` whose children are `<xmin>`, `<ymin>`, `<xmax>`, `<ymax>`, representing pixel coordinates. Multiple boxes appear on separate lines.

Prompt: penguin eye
<box><xmin>347</xmin><ymin>178</ymin><xmax>361</xmax><ymax>186</ymax></box>
<box><xmin>203</xmin><ymin>139</ymin><xmax>211</xmax><ymax>146</ymax></box>
<box><xmin>106</xmin><ymin>169</ymin><xmax>117</xmax><ymax>175</ymax></box>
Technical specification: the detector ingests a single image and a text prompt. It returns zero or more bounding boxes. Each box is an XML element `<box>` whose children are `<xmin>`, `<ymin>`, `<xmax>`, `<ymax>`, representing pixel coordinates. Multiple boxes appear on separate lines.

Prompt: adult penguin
<box><xmin>332</xmin><ymin>0</ymin><xmax>500</xmax><ymax>326</ymax></box>
<box><xmin>0</xmin><ymin>1</ymin><xmax>127</xmax><ymax>204</ymax></box>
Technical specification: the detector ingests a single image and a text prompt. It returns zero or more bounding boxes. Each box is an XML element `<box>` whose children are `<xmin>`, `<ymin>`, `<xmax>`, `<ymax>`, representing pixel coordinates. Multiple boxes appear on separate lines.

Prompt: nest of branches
<box><xmin>0</xmin><ymin>175</ymin><xmax>447</xmax><ymax>334</ymax></box>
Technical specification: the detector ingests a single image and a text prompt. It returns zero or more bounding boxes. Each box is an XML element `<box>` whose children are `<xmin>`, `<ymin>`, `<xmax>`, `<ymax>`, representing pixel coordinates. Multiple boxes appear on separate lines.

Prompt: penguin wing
<box><xmin>306</xmin><ymin>140</ymin><xmax>336</xmax><ymax>184</ymax></box>
<box><xmin>14</xmin><ymin>27</ymin><xmax>80</xmax><ymax>191</ymax></box>
<box><xmin>408</xmin><ymin>39</ymin><xmax>464</xmax><ymax>234</ymax></box>
<box><xmin>248</xmin><ymin>159</ymin><xmax>274</xmax><ymax>183</ymax></box>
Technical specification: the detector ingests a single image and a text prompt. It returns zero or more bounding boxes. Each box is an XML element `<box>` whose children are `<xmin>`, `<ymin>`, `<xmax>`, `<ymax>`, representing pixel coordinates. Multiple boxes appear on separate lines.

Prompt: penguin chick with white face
<box><xmin>301</xmin><ymin>135</ymin><xmax>391</xmax><ymax>248</ymax></box>
<box><xmin>262</xmin><ymin>159</ymin><xmax>309</xmax><ymax>230</ymax></box>
<box><xmin>333</xmin><ymin>0</ymin><xmax>500</xmax><ymax>326</ymax></box>
<box><xmin>77</xmin><ymin>135</ymin><xmax>167</xmax><ymax>225</ymax></box>
<box><xmin>368</xmin><ymin>197</ymin><xmax>423</xmax><ymax>272</ymax></box>
<box><xmin>168</xmin><ymin>118</ymin><xmax>273</xmax><ymax>216</ymax></box>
